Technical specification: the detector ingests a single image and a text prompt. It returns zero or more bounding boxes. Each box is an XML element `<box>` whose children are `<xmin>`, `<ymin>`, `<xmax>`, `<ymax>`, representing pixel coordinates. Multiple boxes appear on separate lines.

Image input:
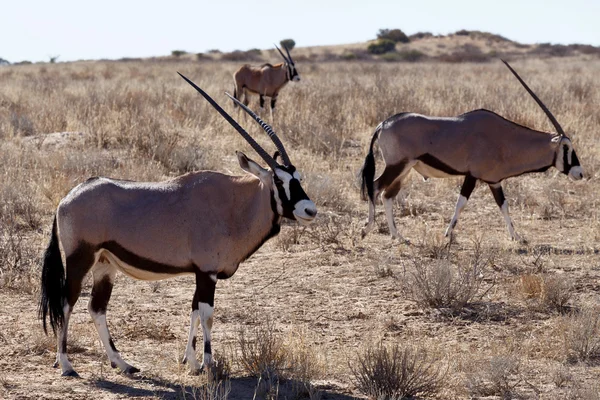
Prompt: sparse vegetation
<box><xmin>0</xmin><ymin>47</ymin><xmax>598</xmax><ymax>399</ymax></box>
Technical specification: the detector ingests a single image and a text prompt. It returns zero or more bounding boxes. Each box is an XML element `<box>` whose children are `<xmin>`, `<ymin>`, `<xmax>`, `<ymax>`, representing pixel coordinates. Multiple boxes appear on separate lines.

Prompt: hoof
<box><xmin>189</xmin><ymin>366</ymin><xmax>204</xmax><ymax>376</ymax></box>
<box><xmin>181</xmin><ymin>355</ymin><xmax>187</xmax><ymax>365</ymax></box>
<box><xmin>110</xmin><ymin>362</ymin><xmax>117</xmax><ymax>369</ymax></box>
<box><xmin>53</xmin><ymin>361</ymin><xmax>59</xmax><ymax>368</ymax></box>
<box><xmin>124</xmin><ymin>366</ymin><xmax>140</xmax><ymax>375</ymax></box>
<box><xmin>62</xmin><ymin>370</ymin><xmax>80</xmax><ymax>378</ymax></box>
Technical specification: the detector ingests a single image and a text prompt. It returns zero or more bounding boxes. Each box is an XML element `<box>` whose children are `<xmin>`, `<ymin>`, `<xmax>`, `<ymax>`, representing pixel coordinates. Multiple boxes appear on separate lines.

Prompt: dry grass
<box><xmin>0</xmin><ymin>56</ymin><xmax>599</xmax><ymax>399</ymax></box>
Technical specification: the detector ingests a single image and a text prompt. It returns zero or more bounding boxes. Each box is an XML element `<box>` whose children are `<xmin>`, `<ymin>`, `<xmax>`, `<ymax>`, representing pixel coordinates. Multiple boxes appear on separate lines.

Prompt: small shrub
<box><xmin>543</xmin><ymin>276</ymin><xmax>573</xmax><ymax>312</ymax></box>
<box><xmin>207</xmin><ymin>49</ymin><xmax>221</xmax><ymax>54</ymax></box>
<box><xmin>405</xmin><ymin>243</ymin><xmax>494</xmax><ymax>311</ymax></box>
<box><xmin>520</xmin><ymin>273</ymin><xmax>543</xmax><ymax>299</ymax></box>
<box><xmin>368</xmin><ymin>39</ymin><xmax>396</xmax><ymax>55</ymax></box>
<box><xmin>377</xmin><ymin>29</ymin><xmax>410</xmax><ymax>44</ymax></box>
<box><xmin>560</xmin><ymin>306</ymin><xmax>600</xmax><ymax>363</ymax></box>
<box><xmin>279</xmin><ymin>39</ymin><xmax>296</xmax><ymax>51</ymax></box>
<box><xmin>350</xmin><ymin>343</ymin><xmax>446</xmax><ymax>398</ymax></box>
<box><xmin>466</xmin><ymin>355</ymin><xmax>522</xmax><ymax>398</ymax></box>
<box><xmin>238</xmin><ymin>319</ymin><xmax>286</xmax><ymax>379</ymax></box>
<box><xmin>171</xmin><ymin>50</ymin><xmax>187</xmax><ymax>58</ymax></box>
<box><xmin>409</xmin><ymin>32</ymin><xmax>433</xmax><ymax>40</ymax></box>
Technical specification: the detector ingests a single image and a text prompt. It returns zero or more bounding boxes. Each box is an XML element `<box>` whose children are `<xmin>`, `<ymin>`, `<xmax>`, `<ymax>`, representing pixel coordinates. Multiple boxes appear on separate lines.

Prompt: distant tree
<box><xmin>377</xmin><ymin>29</ymin><xmax>410</xmax><ymax>44</ymax></box>
<box><xmin>279</xmin><ymin>39</ymin><xmax>296</xmax><ymax>51</ymax></box>
<box><xmin>49</xmin><ymin>55</ymin><xmax>59</xmax><ymax>63</ymax></box>
<box><xmin>0</xmin><ymin>58</ymin><xmax>9</xmax><ymax>65</ymax></box>
<box><xmin>368</xmin><ymin>39</ymin><xmax>396</xmax><ymax>55</ymax></box>
<box><xmin>207</xmin><ymin>49</ymin><xmax>221</xmax><ymax>54</ymax></box>
<box><xmin>171</xmin><ymin>50</ymin><xmax>187</xmax><ymax>58</ymax></box>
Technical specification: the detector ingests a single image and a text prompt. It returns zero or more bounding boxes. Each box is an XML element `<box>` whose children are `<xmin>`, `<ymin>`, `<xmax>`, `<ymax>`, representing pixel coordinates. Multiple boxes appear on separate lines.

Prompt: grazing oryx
<box><xmin>38</xmin><ymin>73</ymin><xmax>317</xmax><ymax>377</ymax></box>
<box><xmin>361</xmin><ymin>60</ymin><xmax>583</xmax><ymax>242</ymax></box>
<box><xmin>232</xmin><ymin>44</ymin><xmax>299</xmax><ymax>118</ymax></box>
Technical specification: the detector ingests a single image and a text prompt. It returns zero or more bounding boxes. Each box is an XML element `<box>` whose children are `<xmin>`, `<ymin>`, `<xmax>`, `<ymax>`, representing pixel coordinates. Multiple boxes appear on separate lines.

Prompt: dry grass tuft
<box><xmin>559</xmin><ymin>306</ymin><xmax>600</xmax><ymax>364</ymax></box>
<box><xmin>465</xmin><ymin>355</ymin><xmax>523</xmax><ymax>399</ymax></box>
<box><xmin>237</xmin><ymin>319</ymin><xmax>286</xmax><ymax>380</ymax></box>
<box><xmin>350</xmin><ymin>342</ymin><xmax>446</xmax><ymax>399</ymax></box>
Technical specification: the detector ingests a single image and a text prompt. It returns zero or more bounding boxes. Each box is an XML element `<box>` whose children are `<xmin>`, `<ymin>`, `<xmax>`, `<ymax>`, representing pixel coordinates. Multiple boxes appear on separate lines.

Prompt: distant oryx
<box><xmin>39</xmin><ymin>73</ymin><xmax>317</xmax><ymax>377</ymax></box>
<box><xmin>232</xmin><ymin>44</ymin><xmax>299</xmax><ymax>118</ymax></box>
<box><xmin>361</xmin><ymin>60</ymin><xmax>583</xmax><ymax>242</ymax></box>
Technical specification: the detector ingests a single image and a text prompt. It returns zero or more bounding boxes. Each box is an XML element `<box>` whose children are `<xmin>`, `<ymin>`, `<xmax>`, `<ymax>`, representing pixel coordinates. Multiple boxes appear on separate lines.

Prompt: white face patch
<box><xmin>275</xmin><ymin>169</ymin><xmax>293</xmax><ymax>200</ymax></box>
<box><xmin>569</xmin><ymin>165</ymin><xmax>584</xmax><ymax>180</ymax></box>
<box><xmin>294</xmin><ymin>199</ymin><xmax>317</xmax><ymax>225</ymax></box>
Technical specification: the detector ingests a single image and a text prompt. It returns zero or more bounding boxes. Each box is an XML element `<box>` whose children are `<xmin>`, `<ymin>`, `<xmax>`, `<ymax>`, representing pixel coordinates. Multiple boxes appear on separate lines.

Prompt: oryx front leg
<box><xmin>445</xmin><ymin>175</ymin><xmax>477</xmax><ymax>237</ymax></box>
<box><xmin>88</xmin><ymin>263</ymin><xmax>138</xmax><ymax>375</ymax></box>
<box><xmin>183</xmin><ymin>271</ymin><xmax>216</xmax><ymax>375</ymax></box>
<box><xmin>489</xmin><ymin>183</ymin><xmax>521</xmax><ymax>241</ymax></box>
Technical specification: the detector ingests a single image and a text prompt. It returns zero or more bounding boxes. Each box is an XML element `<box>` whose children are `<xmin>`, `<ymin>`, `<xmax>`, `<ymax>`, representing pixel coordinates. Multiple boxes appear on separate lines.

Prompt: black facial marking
<box><xmin>562</xmin><ymin>144</ymin><xmax>571</xmax><ymax>174</ymax></box>
<box><xmin>273</xmin><ymin>165</ymin><xmax>310</xmax><ymax>220</ymax></box>
<box><xmin>204</xmin><ymin>341</ymin><xmax>212</xmax><ymax>355</ymax></box>
<box><xmin>109</xmin><ymin>337</ymin><xmax>118</xmax><ymax>352</ymax></box>
<box><xmin>571</xmin><ymin>149</ymin><xmax>580</xmax><ymax>167</ymax></box>
<box><xmin>460</xmin><ymin>175</ymin><xmax>477</xmax><ymax>199</ymax></box>
<box><xmin>100</xmin><ymin>241</ymin><xmax>196</xmax><ymax>276</ymax></box>
<box><xmin>417</xmin><ymin>154</ymin><xmax>465</xmax><ymax>176</ymax></box>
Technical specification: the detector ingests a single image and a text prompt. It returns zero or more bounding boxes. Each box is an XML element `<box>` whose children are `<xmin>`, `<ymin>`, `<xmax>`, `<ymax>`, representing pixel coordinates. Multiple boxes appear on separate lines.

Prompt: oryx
<box><xmin>38</xmin><ymin>73</ymin><xmax>317</xmax><ymax>377</ymax></box>
<box><xmin>360</xmin><ymin>60</ymin><xmax>583</xmax><ymax>242</ymax></box>
<box><xmin>232</xmin><ymin>44</ymin><xmax>299</xmax><ymax>117</ymax></box>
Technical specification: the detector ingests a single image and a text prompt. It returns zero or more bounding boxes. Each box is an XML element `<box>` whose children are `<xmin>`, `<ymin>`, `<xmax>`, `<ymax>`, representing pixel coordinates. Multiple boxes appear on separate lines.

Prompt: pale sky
<box><xmin>3</xmin><ymin>0</ymin><xmax>599</xmax><ymax>63</ymax></box>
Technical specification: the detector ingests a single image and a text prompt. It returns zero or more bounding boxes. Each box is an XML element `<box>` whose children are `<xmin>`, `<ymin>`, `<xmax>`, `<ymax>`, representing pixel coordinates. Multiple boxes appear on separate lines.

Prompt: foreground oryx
<box><xmin>232</xmin><ymin>44</ymin><xmax>299</xmax><ymax>117</ymax></box>
<box><xmin>39</xmin><ymin>74</ymin><xmax>317</xmax><ymax>377</ymax></box>
<box><xmin>361</xmin><ymin>60</ymin><xmax>583</xmax><ymax>241</ymax></box>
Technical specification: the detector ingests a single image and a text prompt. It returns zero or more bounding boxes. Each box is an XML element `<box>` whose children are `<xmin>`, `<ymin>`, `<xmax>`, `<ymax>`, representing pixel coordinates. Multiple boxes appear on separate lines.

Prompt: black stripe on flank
<box><xmin>416</xmin><ymin>154</ymin><xmax>465</xmax><ymax>176</ymax></box>
<box><xmin>99</xmin><ymin>241</ymin><xmax>196</xmax><ymax>275</ymax></box>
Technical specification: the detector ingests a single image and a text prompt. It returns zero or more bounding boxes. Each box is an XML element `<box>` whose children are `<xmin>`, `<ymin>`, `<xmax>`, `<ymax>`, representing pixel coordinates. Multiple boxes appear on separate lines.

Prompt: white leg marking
<box><xmin>445</xmin><ymin>195</ymin><xmax>468</xmax><ymax>237</ymax></box>
<box><xmin>199</xmin><ymin>302</ymin><xmax>214</xmax><ymax>369</ymax></box>
<box><xmin>383</xmin><ymin>195</ymin><xmax>400</xmax><ymax>239</ymax></box>
<box><xmin>57</xmin><ymin>303</ymin><xmax>75</xmax><ymax>375</ymax></box>
<box><xmin>501</xmin><ymin>200</ymin><xmax>521</xmax><ymax>241</ymax></box>
<box><xmin>183</xmin><ymin>309</ymin><xmax>202</xmax><ymax>373</ymax></box>
<box><xmin>90</xmin><ymin>311</ymin><xmax>133</xmax><ymax>371</ymax></box>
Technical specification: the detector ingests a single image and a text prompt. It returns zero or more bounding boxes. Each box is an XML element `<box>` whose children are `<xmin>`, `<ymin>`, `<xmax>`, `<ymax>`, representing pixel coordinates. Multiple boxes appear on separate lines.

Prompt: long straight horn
<box><xmin>177</xmin><ymin>73</ymin><xmax>279</xmax><ymax>170</ymax></box>
<box><xmin>274</xmin><ymin>44</ymin><xmax>290</xmax><ymax>64</ymax></box>
<box><xmin>283</xmin><ymin>44</ymin><xmax>294</xmax><ymax>64</ymax></box>
<box><xmin>225</xmin><ymin>92</ymin><xmax>291</xmax><ymax>166</ymax></box>
<box><xmin>501</xmin><ymin>59</ymin><xmax>566</xmax><ymax>137</ymax></box>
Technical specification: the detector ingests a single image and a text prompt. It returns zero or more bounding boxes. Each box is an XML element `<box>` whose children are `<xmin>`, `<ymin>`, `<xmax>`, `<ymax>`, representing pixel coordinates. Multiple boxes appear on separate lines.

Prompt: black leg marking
<box><xmin>259</xmin><ymin>95</ymin><xmax>265</xmax><ymax>109</ymax></box>
<box><xmin>489</xmin><ymin>184</ymin><xmax>506</xmax><ymax>207</ymax></box>
<box><xmin>460</xmin><ymin>174</ymin><xmax>477</xmax><ymax>199</ymax></box>
<box><xmin>192</xmin><ymin>337</ymin><xmax>197</xmax><ymax>351</ymax></box>
<box><xmin>204</xmin><ymin>341</ymin><xmax>211</xmax><ymax>355</ymax></box>
<box><xmin>109</xmin><ymin>337</ymin><xmax>118</xmax><ymax>352</ymax></box>
<box><xmin>65</xmin><ymin>242</ymin><xmax>96</xmax><ymax>307</ymax></box>
<box><xmin>90</xmin><ymin>275</ymin><xmax>113</xmax><ymax>314</ymax></box>
<box><xmin>270</xmin><ymin>97</ymin><xmax>277</xmax><ymax>111</ymax></box>
<box><xmin>375</xmin><ymin>160</ymin><xmax>409</xmax><ymax>196</ymax></box>
<box><xmin>193</xmin><ymin>271</ymin><xmax>216</xmax><ymax>308</ymax></box>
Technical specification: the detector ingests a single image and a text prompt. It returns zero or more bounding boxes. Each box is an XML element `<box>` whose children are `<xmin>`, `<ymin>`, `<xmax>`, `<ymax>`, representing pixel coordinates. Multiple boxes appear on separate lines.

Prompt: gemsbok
<box><xmin>361</xmin><ymin>60</ymin><xmax>583</xmax><ymax>242</ymax></box>
<box><xmin>38</xmin><ymin>73</ymin><xmax>317</xmax><ymax>377</ymax></box>
<box><xmin>232</xmin><ymin>44</ymin><xmax>299</xmax><ymax>118</ymax></box>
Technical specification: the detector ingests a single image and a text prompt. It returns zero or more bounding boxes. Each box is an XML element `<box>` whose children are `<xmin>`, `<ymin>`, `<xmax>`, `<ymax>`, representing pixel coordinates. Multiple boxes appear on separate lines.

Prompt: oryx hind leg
<box><xmin>88</xmin><ymin>259</ymin><xmax>139</xmax><ymax>374</ymax></box>
<box><xmin>367</xmin><ymin>159</ymin><xmax>412</xmax><ymax>240</ymax></box>
<box><xmin>489</xmin><ymin>183</ymin><xmax>521</xmax><ymax>242</ymax></box>
<box><xmin>56</xmin><ymin>243</ymin><xmax>96</xmax><ymax>377</ymax></box>
<box><xmin>182</xmin><ymin>271</ymin><xmax>216</xmax><ymax>375</ymax></box>
<box><xmin>445</xmin><ymin>174</ymin><xmax>477</xmax><ymax>238</ymax></box>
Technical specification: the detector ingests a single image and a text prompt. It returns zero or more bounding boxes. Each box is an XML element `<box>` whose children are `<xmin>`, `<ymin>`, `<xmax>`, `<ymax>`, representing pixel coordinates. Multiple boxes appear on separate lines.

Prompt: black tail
<box><xmin>360</xmin><ymin>123</ymin><xmax>382</xmax><ymax>202</ymax></box>
<box><xmin>233</xmin><ymin>87</ymin><xmax>238</xmax><ymax>108</ymax></box>
<box><xmin>38</xmin><ymin>215</ymin><xmax>65</xmax><ymax>335</ymax></box>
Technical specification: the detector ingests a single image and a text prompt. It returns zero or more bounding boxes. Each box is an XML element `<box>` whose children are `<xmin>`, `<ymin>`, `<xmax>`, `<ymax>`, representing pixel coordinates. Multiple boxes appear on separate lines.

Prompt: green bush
<box><xmin>368</xmin><ymin>39</ymin><xmax>396</xmax><ymax>55</ymax></box>
<box><xmin>279</xmin><ymin>39</ymin><xmax>296</xmax><ymax>51</ymax></box>
<box><xmin>377</xmin><ymin>28</ymin><xmax>410</xmax><ymax>43</ymax></box>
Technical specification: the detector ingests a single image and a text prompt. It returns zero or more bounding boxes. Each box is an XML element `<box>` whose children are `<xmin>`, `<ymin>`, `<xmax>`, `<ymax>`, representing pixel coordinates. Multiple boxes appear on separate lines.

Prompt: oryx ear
<box><xmin>237</xmin><ymin>151</ymin><xmax>271</xmax><ymax>181</ymax></box>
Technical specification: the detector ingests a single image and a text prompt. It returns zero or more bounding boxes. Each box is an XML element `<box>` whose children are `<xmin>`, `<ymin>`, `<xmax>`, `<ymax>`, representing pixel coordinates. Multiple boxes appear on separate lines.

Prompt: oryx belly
<box><xmin>413</xmin><ymin>161</ymin><xmax>458</xmax><ymax>179</ymax></box>
<box><xmin>98</xmin><ymin>246</ymin><xmax>195</xmax><ymax>281</ymax></box>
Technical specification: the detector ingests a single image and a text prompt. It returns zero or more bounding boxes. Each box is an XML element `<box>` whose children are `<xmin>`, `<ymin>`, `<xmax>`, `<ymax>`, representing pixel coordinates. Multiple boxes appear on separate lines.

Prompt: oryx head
<box><xmin>502</xmin><ymin>60</ymin><xmax>584</xmax><ymax>181</ymax></box>
<box><xmin>276</xmin><ymin>44</ymin><xmax>300</xmax><ymax>82</ymax></box>
<box><xmin>178</xmin><ymin>73</ymin><xmax>316</xmax><ymax>224</ymax></box>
